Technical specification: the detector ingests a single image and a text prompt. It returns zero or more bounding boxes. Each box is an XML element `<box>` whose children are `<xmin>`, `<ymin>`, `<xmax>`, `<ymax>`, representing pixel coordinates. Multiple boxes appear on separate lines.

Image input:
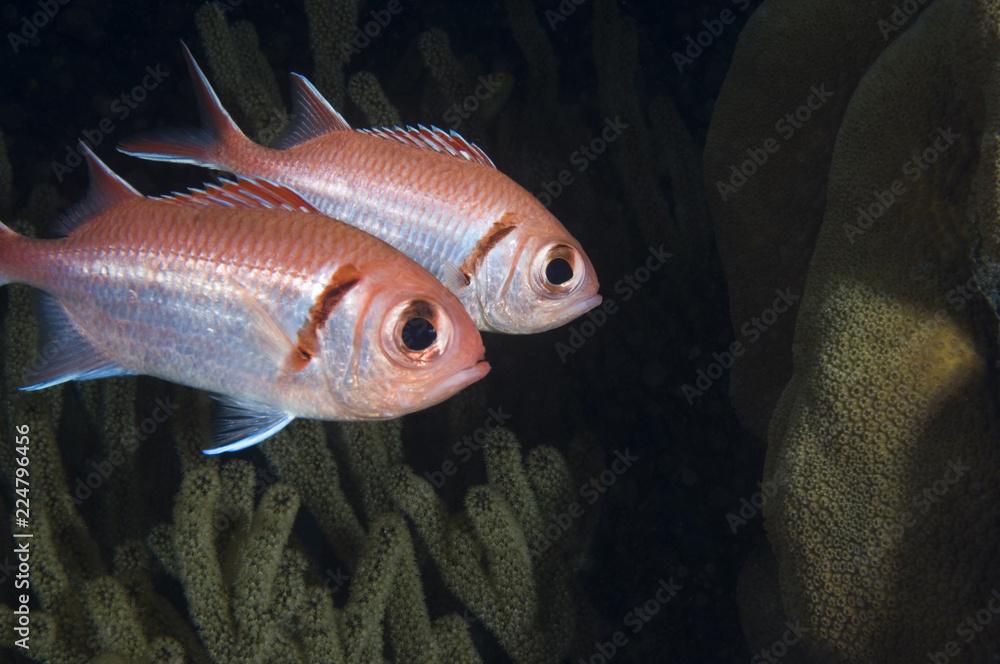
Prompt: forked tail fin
<box><xmin>118</xmin><ymin>41</ymin><xmax>253</xmax><ymax>170</ymax></box>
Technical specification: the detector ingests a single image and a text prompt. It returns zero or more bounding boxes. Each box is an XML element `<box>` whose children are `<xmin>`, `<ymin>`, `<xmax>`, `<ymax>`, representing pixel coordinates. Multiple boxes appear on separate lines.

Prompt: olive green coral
<box><xmin>415</xmin><ymin>27</ymin><xmax>512</xmax><ymax>134</ymax></box>
<box><xmin>348</xmin><ymin>71</ymin><xmax>401</xmax><ymax>126</ymax></box>
<box><xmin>194</xmin><ymin>4</ymin><xmax>288</xmax><ymax>144</ymax></box>
<box><xmin>390</xmin><ymin>427</ymin><xmax>578</xmax><ymax>664</ymax></box>
<box><xmin>708</xmin><ymin>0</ymin><xmax>1000</xmax><ymax>660</ymax></box>
<box><xmin>417</xmin><ymin>28</ymin><xmax>473</xmax><ymax>109</ymax></box>
<box><xmin>703</xmin><ymin>0</ymin><xmax>909</xmax><ymax>440</ymax></box>
<box><xmin>303</xmin><ymin>0</ymin><xmax>361</xmax><ymax>109</ymax></box>
<box><xmin>591</xmin><ymin>0</ymin><xmax>675</xmax><ymax>249</ymax></box>
<box><xmin>164</xmin><ymin>464</ymin><xmax>300</xmax><ymax>663</ymax></box>
<box><xmin>260</xmin><ymin>420</ymin><xmax>581</xmax><ymax>663</ymax></box>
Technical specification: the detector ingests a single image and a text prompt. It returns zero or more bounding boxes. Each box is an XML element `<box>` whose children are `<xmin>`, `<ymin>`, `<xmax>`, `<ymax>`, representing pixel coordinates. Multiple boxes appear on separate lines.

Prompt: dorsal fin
<box><xmin>54</xmin><ymin>143</ymin><xmax>142</xmax><ymax>236</ymax></box>
<box><xmin>272</xmin><ymin>73</ymin><xmax>352</xmax><ymax>149</ymax></box>
<box><xmin>152</xmin><ymin>176</ymin><xmax>319</xmax><ymax>213</ymax></box>
<box><xmin>359</xmin><ymin>125</ymin><xmax>496</xmax><ymax>169</ymax></box>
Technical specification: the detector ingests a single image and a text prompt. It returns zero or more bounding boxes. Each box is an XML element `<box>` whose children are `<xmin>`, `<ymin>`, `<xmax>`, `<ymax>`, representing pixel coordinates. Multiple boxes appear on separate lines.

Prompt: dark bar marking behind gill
<box><xmin>288</xmin><ymin>264</ymin><xmax>361</xmax><ymax>371</ymax></box>
<box><xmin>457</xmin><ymin>213</ymin><xmax>518</xmax><ymax>285</ymax></box>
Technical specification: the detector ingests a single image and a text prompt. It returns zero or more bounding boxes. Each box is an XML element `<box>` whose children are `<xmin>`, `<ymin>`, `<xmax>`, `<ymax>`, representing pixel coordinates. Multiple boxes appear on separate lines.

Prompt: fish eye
<box><xmin>536</xmin><ymin>243</ymin><xmax>581</xmax><ymax>294</ymax></box>
<box><xmin>386</xmin><ymin>299</ymin><xmax>447</xmax><ymax>365</ymax></box>
<box><xmin>545</xmin><ymin>257</ymin><xmax>574</xmax><ymax>285</ymax></box>
<box><xmin>401</xmin><ymin>316</ymin><xmax>436</xmax><ymax>351</ymax></box>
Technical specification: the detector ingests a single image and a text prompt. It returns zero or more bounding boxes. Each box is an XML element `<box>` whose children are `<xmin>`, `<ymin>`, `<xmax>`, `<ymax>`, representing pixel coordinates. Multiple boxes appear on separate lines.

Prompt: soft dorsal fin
<box><xmin>205</xmin><ymin>395</ymin><xmax>294</xmax><ymax>455</ymax></box>
<box><xmin>359</xmin><ymin>125</ymin><xmax>497</xmax><ymax>168</ymax></box>
<box><xmin>272</xmin><ymin>73</ymin><xmax>352</xmax><ymax>149</ymax></box>
<box><xmin>153</xmin><ymin>176</ymin><xmax>319</xmax><ymax>213</ymax></box>
<box><xmin>54</xmin><ymin>143</ymin><xmax>142</xmax><ymax>236</ymax></box>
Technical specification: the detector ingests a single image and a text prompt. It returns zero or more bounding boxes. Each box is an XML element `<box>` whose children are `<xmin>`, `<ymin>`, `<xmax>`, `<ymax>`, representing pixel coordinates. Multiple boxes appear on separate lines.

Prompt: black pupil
<box><xmin>546</xmin><ymin>257</ymin><xmax>574</xmax><ymax>285</ymax></box>
<box><xmin>402</xmin><ymin>317</ymin><xmax>437</xmax><ymax>351</ymax></box>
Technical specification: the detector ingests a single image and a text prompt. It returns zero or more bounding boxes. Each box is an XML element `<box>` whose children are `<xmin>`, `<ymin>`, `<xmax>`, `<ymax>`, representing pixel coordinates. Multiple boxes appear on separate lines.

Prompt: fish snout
<box><xmin>440</xmin><ymin>359</ymin><xmax>491</xmax><ymax>396</ymax></box>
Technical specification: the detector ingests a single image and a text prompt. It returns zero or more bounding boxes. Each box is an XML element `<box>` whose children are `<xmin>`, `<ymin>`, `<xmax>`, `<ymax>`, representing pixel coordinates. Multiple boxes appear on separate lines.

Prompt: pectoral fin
<box><xmin>228</xmin><ymin>279</ymin><xmax>300</xmax><ymax>365</ymax></box>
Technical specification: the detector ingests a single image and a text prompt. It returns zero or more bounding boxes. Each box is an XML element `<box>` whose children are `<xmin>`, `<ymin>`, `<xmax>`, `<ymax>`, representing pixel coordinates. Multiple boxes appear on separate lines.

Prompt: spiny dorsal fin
<box><xmin>153</xmin><ymin>176</ymin><xmax>319</xmax><ymax>213</ymax></box>
<box><xmin>272</xmin><ymin>73</ymin><xmax>352</xmax><ymax>149</ymax></box>
<box><xmin>359</xmin><ymin>124</ymin><xmax>497</xmax><ymax>168</ymax></box>
<box><xmin>54</xmin><ymin>143</ymin><xmax>142</xmax><ymax>236</ymax></box>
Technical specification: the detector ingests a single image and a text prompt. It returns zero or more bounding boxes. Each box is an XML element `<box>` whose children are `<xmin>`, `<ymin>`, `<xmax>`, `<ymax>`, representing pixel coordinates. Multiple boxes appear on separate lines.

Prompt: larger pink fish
<box><xmin>0</xmin><ymin>146</ymin><xmax>489</xmax><ymax>454</ymax></box>
<box><xmin>119</xmin><ymin>44</ymin><xmax>602</xmax><ymax>334</ymax></box>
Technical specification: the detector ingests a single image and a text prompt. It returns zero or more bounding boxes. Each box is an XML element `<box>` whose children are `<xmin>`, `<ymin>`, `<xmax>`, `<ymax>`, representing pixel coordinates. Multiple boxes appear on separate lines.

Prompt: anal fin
<box><xmin>19</xmin><ymin>294</ymin><xmax>134</xmax><ymax>391</ymax></box>
<box><xmin>205</xmin><ymin>395</ymin><xmax>294</xmax><ymax>455</ymax></box>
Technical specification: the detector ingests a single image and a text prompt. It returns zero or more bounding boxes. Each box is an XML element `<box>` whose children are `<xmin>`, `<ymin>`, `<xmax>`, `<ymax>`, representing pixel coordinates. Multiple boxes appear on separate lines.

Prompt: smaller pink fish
<box><xmin>0</xmin><ymin>145</ymin><xmax>489</xmax><ymax>454</ymax></box>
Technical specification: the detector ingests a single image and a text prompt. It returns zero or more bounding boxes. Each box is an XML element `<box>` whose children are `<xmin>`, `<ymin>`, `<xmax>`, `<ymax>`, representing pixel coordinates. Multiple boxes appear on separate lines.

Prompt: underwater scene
<box><xmin>1</xmin><ymin>0</ymin><xmax>999</xmax><ymax>662</ymax></box>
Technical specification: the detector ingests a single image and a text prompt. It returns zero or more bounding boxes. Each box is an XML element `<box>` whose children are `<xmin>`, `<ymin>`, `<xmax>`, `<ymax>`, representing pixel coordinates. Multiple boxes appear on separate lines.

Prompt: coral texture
<box><xmin>703</xmin><ymin>0</ymin><xmax>914</xmax><ymax>439</ymax></box>
<box><xmin>708</xmin><ymin>0</ymin><xmax>1000</xmax><ymax>660</ymax></box>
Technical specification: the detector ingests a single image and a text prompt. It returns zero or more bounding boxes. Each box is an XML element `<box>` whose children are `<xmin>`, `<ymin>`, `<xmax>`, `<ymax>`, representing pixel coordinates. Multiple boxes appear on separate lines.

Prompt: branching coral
<box><xmin>415</xmin><ymin>26</ymin><xmax>514</xmax><ymax>138</ymax></box>
<box><xmin>348</xmin><ymin>71</ymin><xmax>401</xmax><ymax>127</ymax></box>
<box><xmin>590</xmin><ymin>0</ymin><xmax>675</xmax><ymax>250</ymax></box>
<box><xmin>390</xmin><ymin>428</ymin><xmax>579</xmax><ymax>664</ymax></box>
<box><xmin>259</xmin><ymin>419</ymin><xmax>580</xmax><ymax>663</ymax></box>
<box><xmin>417</xmin><ymin>28</ymin><xmax>474</xmax><ymax>112</ymax></box>
<box><xmin>502</xmin><ymin>0</ymin><xmax>558</xmax><ymax>107</ymax></box>
<box><xmin>0</xmin><ymin>403</ymin><xmax>490</xmax><ymax>663</ymax></box>
<box><xmin>303</xmin><ymin>0</ymin><xmax>361</xmax><ymax>109</ymax></box>
<box><xmin>194</xmin><ymin>4</ymin><xmax>288</xmax><ymax>144</ymax></box>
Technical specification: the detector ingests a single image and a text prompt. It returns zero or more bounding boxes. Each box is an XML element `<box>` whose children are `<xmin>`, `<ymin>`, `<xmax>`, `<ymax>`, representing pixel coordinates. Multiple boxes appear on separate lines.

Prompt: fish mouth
<box><xmin>536</xmin><ymin>293</ymin><xmax>603</xmax><ymax>332</ymax></box>
<box><xmin>566</xmin><ymin>293</ymin><xmax>603</xmax><ymax>320</ymax></box>
<box><xmin>439</xmin><ymin>360</ymin><xmax>491</xmax><ymax>396</ymax></box>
